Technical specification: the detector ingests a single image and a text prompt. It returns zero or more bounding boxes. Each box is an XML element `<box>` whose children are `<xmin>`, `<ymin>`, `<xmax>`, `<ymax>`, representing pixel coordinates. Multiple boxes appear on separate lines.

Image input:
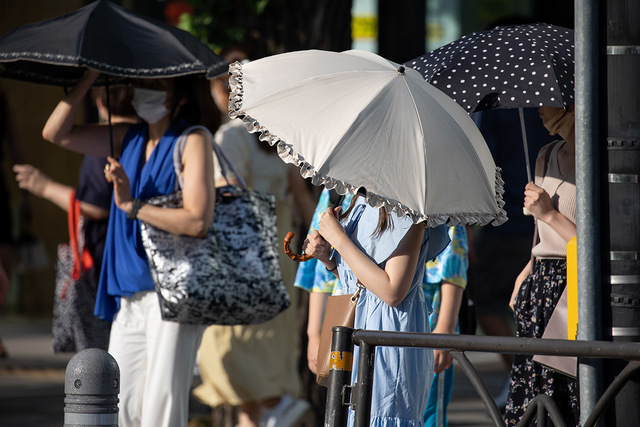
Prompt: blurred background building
<box><xmin>0</xmin><ymin>0</ymin><xmax>573</xmax><ymax>317</ymax></box>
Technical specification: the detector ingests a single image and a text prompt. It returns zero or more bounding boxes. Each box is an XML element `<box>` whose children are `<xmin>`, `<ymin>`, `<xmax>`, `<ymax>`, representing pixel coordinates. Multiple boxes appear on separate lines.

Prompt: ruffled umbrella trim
<box><xmin>228</xmin><ymin>61</ymin><xmax>507</xmax><ymax>227</ymax></box>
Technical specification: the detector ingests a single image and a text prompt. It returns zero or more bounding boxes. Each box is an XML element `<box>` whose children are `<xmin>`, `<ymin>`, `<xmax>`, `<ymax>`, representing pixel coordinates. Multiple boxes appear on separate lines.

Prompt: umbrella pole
<box><xmin>519</xmin><ymin>107</ymin><xmax>532</xmax><ymax>183</ymax></box>
<box><xmin>104</xmin><ymin>75</ymin><xmax>114</xmax><ymax>158</ymax></box>
<box><xmin>519</xmin><ymin>108</ymin><xmax>533</xmax><ymax>216</ymax></box>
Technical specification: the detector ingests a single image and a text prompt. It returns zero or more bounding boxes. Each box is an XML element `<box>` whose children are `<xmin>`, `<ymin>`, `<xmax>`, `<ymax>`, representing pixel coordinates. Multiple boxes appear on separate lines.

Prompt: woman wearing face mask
<box><xmin>42</xmin><ymin>69</ymin><xmax>218</xmax><ymax>427</ymax></box>
<box><xmin>504</xmin><ymin>105</ymin><xmax>578</xmax><ymax>426</ymax></box>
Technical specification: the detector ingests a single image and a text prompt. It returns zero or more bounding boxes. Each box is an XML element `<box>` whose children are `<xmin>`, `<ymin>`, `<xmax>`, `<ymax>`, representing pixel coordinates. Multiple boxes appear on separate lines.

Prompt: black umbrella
<box><xmin>405</xmin><ymin>23</ymin><xmax>574</xmax><ymax>186</ymax></box>
<box><xmin>0</xmin><ymin>0</ymin><xmax>227</xmax><ymax>86</ymax></box>
<box><xmin>405</xmin><ymin>23</ymin><xmax>574</xmax><ymax>113</ymax></box>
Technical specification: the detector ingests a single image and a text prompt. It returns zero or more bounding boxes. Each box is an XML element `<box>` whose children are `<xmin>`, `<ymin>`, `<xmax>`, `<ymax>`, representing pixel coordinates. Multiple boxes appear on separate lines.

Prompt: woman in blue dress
<box><xmin>41</xmin><ymin>69</ymin><xmax>217</xmax><ymax>427</ymax></box>
<box><xmin>303</xmin><ymin>193</ymin><xmax>449</xmax><ymax>426</ymax></box>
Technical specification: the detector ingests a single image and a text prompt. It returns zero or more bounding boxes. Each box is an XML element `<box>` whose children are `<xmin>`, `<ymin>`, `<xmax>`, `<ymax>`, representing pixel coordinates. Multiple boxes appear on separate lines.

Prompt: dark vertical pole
<box><xmin>604</xmin><ymin>0</ymin><xmax>640</xmax><ymax>424</ymax></box>
<box><xmin>104</xmin><ymin>75</ymin><xmax>114</xmax><ymax>158</ymax></box>
<box><xmin>324</xmin><ymin>326</ymin><xmax>355</xmax><ymax>427</ymax></box>
<box><xmin>352</xmin><ymin>341</ymin><xmax>375</xmax><ymax>427</ymax></box>
<box><xmin>377</xmin><ymin>0</ymin><xmax>425</xmax><ymax>63</ymax></box>
<box><xmin>574</xmin><ymin>0</ymin><xmax>604</xmax><ymax>421</ymax></box>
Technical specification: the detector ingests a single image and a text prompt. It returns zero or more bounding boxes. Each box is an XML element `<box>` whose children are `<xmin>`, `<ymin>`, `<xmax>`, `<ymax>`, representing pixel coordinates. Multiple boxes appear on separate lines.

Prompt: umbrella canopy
<box><xmin>228</xmin><ymin>49</ymin><xmax>507</xmax><ymax>227</ymax></box>
<box><xmin>405</xmin><ymin>23</ymin><xmax>574</xmax><ymax>113</ymax></box>
<box><xmin>0</xmin><ymin>0</ymin><xmax>227</xmax><ymax>86</ymax></box>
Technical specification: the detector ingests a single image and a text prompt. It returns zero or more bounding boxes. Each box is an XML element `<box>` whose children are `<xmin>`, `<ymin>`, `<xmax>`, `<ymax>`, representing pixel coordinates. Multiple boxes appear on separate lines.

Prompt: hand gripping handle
<box><xmin>283</xmin><ymin>231</ymin><xmax>312</xmax><ymax>262</ymax></box>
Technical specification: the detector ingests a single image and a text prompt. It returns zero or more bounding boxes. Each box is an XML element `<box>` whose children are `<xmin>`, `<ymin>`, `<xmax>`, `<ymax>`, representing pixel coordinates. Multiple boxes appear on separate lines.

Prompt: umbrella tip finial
<box><xmin>397</xmin><ymin>66</ymin><xmax>405</xmax><ymax>74</ymax></box>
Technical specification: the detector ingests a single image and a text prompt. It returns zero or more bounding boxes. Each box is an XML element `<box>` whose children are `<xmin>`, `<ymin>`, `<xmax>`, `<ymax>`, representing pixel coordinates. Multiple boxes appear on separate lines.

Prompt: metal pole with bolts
<box><xmin>574</xmin><ymin>0</ymin><xmax>604</xmax><ymax>420</ymax></box>
<box><xmin>602</xmin><ymin>0</ymin><xmax>640</xmax><ymax>424</ymax></box>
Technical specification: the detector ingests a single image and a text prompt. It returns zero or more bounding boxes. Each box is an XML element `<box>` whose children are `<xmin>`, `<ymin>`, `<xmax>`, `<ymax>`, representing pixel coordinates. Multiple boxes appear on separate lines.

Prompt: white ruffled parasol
<box><xmin>229</xmin><ymin>49</ymin><xmax>507</xmax><ymax>227</ymax></box>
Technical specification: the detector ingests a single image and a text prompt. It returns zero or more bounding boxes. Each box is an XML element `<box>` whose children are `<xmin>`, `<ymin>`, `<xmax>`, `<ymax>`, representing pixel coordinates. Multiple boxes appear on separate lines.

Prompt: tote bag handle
<box><xmin>172</xmin><ymin>125</ymin><xmax>248</xmax><ymax>191</ymax></box>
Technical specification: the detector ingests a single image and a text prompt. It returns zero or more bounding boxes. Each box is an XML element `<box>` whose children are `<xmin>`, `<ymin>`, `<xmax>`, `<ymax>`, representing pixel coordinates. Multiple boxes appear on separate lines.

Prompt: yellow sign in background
<box><xmin>352</xmin><ymin>15</ymin><xmax>378</xmax><ymax>40</ymax></box>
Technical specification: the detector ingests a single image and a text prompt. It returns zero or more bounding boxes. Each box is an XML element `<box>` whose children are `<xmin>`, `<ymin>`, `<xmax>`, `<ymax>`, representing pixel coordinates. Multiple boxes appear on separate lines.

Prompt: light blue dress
<box><xmin>333</xmin><ymin>197</ymin><xmax>450</xmax><ymax>426</ymax></box>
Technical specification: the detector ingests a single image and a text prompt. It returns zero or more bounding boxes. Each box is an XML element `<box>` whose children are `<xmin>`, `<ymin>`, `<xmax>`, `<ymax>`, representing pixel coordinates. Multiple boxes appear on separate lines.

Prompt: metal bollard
<box><xmin>324</xmin><ymin>326</ymin><xmax>355</xmax><ymax>427</ymax></box>
<box><xmin>64</xmin><ymin>348</ymin><xmax>120</xmax><ymax>427</ymax></box>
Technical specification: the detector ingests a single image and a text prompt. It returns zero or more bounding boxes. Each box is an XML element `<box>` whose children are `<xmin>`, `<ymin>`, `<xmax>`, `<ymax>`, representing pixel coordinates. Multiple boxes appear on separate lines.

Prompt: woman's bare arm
<box><xmin>316</xmin><ymin>207</ymin><xmax>424</xmax><ymax>307</ymax></box>
<box><xmin>14</xmin><ymin>164</ymin><xmax>109</xmax><ymax>220</ymax></box>
<box><xmin>524</xmin><ymin>182</ymin><xmax>576</xmax><ymax>242</ymax></box>
<box><xmin>432</xmin><ymin>282</ymin><xmax>464</xmax><ymax>373</ymax></box>
<box><xmin>307</xmin><ymin>291</ymin><xmax>329</xmax><ymax>374</ymax></box>
<box><xmin>42</xmin><ymin>70</ymin><xmax>128</xmax><ymax>157</ymax></box>
<box><xmin>108</xmin><ymin>130</ymin><xmax>215</xmax><ymax>237</ymax></box>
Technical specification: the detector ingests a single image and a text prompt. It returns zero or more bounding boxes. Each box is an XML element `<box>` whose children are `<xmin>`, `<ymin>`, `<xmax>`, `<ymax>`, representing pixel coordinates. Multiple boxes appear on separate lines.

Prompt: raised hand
<box><xmin>104</xmin><ymin>156</ymin><xmax>133</xmax><ymax>213</ymax></box>
<box><xmin>302</xmin><ymin>230</ymin><xmax>333</xmax><ymax>265</ymax></box>
<box><xmin>523</xmin><ymin>182</ymin><xmax>555</xmax><ymax>223</ymax></box>
<box><xmin>317</xmin><ymin>206</ymin><xmax>346</xmax><ymax>247</ymax></box>
<box><xmin>13</xmin><ymin>164</ymin><xmax>50</xmax><ymax>197</ymax></box>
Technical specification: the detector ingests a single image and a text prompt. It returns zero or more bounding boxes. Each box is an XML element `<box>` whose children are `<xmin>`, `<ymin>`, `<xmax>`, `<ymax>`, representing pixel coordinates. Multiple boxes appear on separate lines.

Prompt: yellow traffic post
<box><xmin>566</xmin><ymin>236</ymin><xmax>578</xmax><ymax>340</ymax></box>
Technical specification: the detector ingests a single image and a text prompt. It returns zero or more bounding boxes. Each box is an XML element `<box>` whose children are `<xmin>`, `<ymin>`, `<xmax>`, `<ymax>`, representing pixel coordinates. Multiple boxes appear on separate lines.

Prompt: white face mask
<box><xmin>132</xmin><ymin>88</ymin><xmax>171</xmax><ymax>124</ymax></box>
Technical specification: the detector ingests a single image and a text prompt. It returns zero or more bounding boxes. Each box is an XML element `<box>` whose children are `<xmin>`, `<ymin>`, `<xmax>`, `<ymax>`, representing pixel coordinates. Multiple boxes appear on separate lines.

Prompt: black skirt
<box><xmin>504</xmin><ymin>258</ymin><xmax>580</xmax><ymax>426</ymax></box>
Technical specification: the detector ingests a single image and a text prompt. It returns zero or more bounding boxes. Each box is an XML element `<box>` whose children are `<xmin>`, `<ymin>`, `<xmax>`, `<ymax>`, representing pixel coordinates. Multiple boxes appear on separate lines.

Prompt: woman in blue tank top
<box><xmin>42</xmin><ymin>70</ymin><xmax>218</xmax><ymax>427</ymax></box>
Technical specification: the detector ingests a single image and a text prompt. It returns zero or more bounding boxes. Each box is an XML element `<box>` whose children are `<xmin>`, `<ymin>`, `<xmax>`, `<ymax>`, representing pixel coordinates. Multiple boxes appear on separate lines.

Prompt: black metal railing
<box><xmin>324</xmin><ymin>327</ymin><xmax>640</xmax><ymax>427</ymax></box>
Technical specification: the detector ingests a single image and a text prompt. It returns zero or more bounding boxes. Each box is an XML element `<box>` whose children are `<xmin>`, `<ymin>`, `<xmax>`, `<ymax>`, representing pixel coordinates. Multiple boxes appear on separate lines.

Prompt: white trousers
<box><xmin>108</xmin><ymin>291</ymin><xmax>204</xmax><ymax>427</ymax></box>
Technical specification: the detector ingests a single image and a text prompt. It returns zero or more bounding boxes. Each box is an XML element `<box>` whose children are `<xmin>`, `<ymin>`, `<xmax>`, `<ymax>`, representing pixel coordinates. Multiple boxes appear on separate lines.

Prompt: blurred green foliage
<box><xmin>175</xmin><ymin>0</ymin><xmax>353</xmax><ymax>58</ymax></box>
<box><xmin>177</xmin><ymin>0</ymin><xmax>274</xmax><ymax>53</ymax></box>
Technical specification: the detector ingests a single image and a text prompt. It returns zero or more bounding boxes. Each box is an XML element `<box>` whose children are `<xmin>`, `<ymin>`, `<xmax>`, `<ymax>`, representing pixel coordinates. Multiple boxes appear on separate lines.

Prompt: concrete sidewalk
<box><xmin>0</xmin><ymin>319</ymin><xmax>507</xmax><ymax>426</ymax></box>
<box><xmin>0</xmin><ymin>319</ymin><xmax>71</xmax><ymax>427</ymax></box>
<box><xmin>0</xmin><ymin>318</ymin><xmax>212</xmax><ymax>427</ymax></box>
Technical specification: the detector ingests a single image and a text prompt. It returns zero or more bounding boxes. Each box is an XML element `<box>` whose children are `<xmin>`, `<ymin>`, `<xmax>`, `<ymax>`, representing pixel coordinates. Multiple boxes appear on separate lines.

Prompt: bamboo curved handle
<box><xmin>283</xmin><ymin>231</ymin><xmax>312</xmax><ymax>262</ymax></box>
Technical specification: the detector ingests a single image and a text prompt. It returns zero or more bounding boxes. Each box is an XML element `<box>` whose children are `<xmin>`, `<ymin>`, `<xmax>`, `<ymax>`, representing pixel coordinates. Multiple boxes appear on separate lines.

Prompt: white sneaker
<box><xmin>261</xmin><ymin>394</ymin><xmax>311</xmax><ymax>427</ymax></box>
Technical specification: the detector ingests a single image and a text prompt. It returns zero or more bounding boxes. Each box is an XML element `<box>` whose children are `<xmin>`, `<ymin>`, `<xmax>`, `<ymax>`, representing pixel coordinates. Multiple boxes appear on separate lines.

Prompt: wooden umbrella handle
<box><xmin>283</xmin><ymin>231</ymin><xmax>312</xmax><ymax>262</ymax></box>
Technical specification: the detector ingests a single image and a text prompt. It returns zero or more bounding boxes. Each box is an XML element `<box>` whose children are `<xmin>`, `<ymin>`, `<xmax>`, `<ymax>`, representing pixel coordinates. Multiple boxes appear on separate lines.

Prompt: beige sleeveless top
<box><xmin>531</xmin><ymin>141</ymin><xmax>576</xmax><ymax>259</ymax></box>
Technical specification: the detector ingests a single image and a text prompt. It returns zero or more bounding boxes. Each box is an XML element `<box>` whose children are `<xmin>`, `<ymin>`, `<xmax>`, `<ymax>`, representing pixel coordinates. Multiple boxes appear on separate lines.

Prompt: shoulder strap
<box><xmin>534</xmin><ymin>140</ymin><xmax>558</xmax><ymax>185</ymax></box>
<box><xmin>172</xmin><ymin>125</ymin><xmax>248</xmax><ymax>190</ymax></box>
<box><xmin>67</xmin><ymin>190</ymin><xmax>93</xmax><ymax>280</ymax></box>
<box><xmin>67</xmin><ymin>190</ymin><xmax>80</xmax><ymax>266</ymax></box>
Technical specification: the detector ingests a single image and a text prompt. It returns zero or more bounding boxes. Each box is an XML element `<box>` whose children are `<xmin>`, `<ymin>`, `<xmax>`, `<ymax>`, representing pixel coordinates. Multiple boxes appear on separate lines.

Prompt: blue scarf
<box><xmin>94</xmin><ymin>120</ymin><xmax>187</xmax><ymax>320</ymax></box>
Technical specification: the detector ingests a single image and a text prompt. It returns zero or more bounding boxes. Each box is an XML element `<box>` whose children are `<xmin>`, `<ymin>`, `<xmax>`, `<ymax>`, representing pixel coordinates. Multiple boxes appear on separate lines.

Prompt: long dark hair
<box><xmin>171</xmin><ymin>74</ymin><xmax>221</xmax><ymax>134</ymax></box>
<box><xmin>340</xmin><ymin>191</ymin><xmax>393</xmax><ymax>237</ymax></box>
<box><xmin>91</xmin><ymin>85</ymin><xmax>135</xmax><ymax>117</ymax></box>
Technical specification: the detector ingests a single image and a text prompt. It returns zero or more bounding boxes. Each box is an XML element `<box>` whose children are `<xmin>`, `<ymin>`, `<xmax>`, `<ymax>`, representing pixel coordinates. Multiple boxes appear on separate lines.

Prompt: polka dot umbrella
<box><xmin>405</xmin><ymin>23</ymin><xmax>574</xmax><ymax>189</ymax></box>
<box><xmin>405</xmin><ymin>23</ymin><xmax>574</xmax><ymax>113</ymax></box>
